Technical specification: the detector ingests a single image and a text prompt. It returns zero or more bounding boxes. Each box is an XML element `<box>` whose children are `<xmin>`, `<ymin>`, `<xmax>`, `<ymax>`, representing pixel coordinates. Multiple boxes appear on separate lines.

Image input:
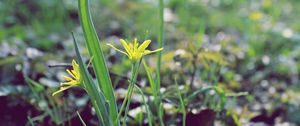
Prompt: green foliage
<box><xmin>78</xmin><ymin>0</ymin><xmax>118</xmax><ymax>123</ymax></box>
<box><xmin>1</xmin><ymin>0</ymin><xmax>300</xmax><ymax>125</ymax></box>
<box><xmin>73</xmin><ymin>33</ymin><xmax>112</xmax><ymax>125</ymax></box>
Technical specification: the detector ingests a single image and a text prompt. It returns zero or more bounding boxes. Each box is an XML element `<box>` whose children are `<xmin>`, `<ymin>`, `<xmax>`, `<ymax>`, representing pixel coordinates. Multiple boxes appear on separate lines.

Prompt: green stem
<box><xmin>134</xmin><ymin>85</ymin><xmax>153</xmax><ymax>126</ymax></box>
<box><xmin>156</xmin><ymin>0</ymin><xmax>165</xmax><ymax>126</ymax></box>
<box><xmin>76</xmin><ymin>111</ymin><xmax>87</xmax><ymax>126</ymax></box>
<box><xmin>116</xmin><ymin>67</ymin><xmax>134</xmax><ymax>125</ymax></box>
<box><xmin>118</xmin><ymin>60</ymin><xmax>142</xmax><ymax>126</ymax></box>
<box><xmin>175</xmin><ymin>79</ymin><xmax>186</xmax><ymax>126</ymax></box>
<box><xmin>183</xmin><ymin>111</ymin><xmax>186</xmax><ymax>126</ymax></box>
<box><xmin>158</xmin><ymin>102</ymin><xmax>165</xmax><ymax>126</ymax></box>
<box><xmin>116</xmin><ymin>88</ymin><xmax>130</xmax><ymax>125</ymax></box>
<box><xmin>123</xmin><ymin>61</ymin><xmax>141</xmax><ymax>126</ymax></box>
<box><xmin>156</xmin><ymin>0</ymin><xmax>164</xmax><ymax>87</ymax></box>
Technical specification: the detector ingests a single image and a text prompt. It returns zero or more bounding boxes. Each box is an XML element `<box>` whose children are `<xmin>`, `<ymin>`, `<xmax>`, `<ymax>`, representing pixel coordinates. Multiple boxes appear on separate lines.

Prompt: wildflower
<box><xmin>107</xmin><ymin>38</ymin><xmax>163</xmax><ymax>62</ymax></box>
<box><xmin>52</xmin><ymin>59</ymin><xmax>81</xmax><ymax>96</ymax></box>
<box><xmin>249</xmin><ymin>11</ymin><xmax>263</xmax><ymax>21</ymax></box>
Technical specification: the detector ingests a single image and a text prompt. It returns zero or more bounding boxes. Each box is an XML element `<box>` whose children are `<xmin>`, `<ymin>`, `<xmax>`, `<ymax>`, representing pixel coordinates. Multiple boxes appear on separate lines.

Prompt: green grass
<box><xmin>73</xmin><ymin>33</ymin><xmax>112</xmax><ymax>125</ymax></box>
<box><xmin>78</xmin><ymin>0</ymin><xmax>118</xmax><ymax>124</ymax></box>
<box><xmin>2</xmin><ymin>0</ymin><xmax>300</xmax><ymax>125</ymax></box>
<box><xmin>156</xmin><ymin>0</ymin><xmax>165</xmax><ymax>125</ymax></box>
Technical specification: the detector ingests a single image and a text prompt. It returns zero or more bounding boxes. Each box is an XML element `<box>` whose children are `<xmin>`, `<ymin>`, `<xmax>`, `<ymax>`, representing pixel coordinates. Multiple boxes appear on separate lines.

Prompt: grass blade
<box><xmin>157</xmin><ymin>1</ymin><xmax>165</xmax><ymax>125</ymax></box>
<box><xmin>156</xmin><ymin>0</ymin><xmax>164</xmax><ymax>88</ymax></box>
<box><xmin>76</xmin><ymin>111</ymin><xmax>87</xmax><ymax>126</ymax></box>
<box><xmin>78</xmin><ymin>0</ymin><xmax>118</xmax><ymax>123</ymax></box>
<box><xmin>72</xmin><ymin>33</ymin><xmax>112</xmax><ymax>125</ymax></box>
<box><xmin>142</xmin><ymin>60</ymin><xmax>158</xmax><ymax>97</ymax></box>
<box><xmin>174</xmin><ymin>79</ymin><xmax>186</xmax><ymax>126</ymax></box>
<box><xmin>143</xmin><ymin>60</ymin><xmax>164</xmax><ymax>126</ymax></box>
<box><xmin>134</xmin><ymin>85</ymin><xmax>153</xmax><ymax>126</ymax></box>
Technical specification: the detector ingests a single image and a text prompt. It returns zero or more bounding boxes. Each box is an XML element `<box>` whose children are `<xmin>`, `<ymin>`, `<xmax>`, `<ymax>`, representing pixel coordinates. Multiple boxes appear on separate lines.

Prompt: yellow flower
<box><xmin>249</xmin><ymin>11</ymin><xmax>263</xmax><ymax>21</ymax></box>
<box><xmin>107</xmin><ymin>38</ymin><xmax>163</xmax><ymax>61</ymax></box>
<box><xmin>52</xmin><ymin>59</ymin><xmax>81</xmax><ymax>96</ymax></box>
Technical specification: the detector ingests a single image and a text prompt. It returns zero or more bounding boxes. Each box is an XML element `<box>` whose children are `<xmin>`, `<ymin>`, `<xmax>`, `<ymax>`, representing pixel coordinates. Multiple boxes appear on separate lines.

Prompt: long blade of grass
<box><xmin>156</xmin><ymin>0</ymin><xmax>164</xmax><ymax>88</ymax></box>
<box><xmin>143</xmin><ymin>60</ymin><xmax>164</xmax><ymax>126</ymax></box>
<box><xmin>78</xmin><ymin>0</ymin><xmax>118</xmax><ymax>122</ymax></box>
<box><xmin>185</xmin><ymin>86</ymin><xmax>214</xmax><ymax>104</ymax></box>
<box><xmin>142</xmin><ymin>60</ymin><xmax>158</xmax><ymax>98</ymax></box>
<box><xmin>134</xmin><ymin>85</ymin><xmax>153</xmax><ymax>126</ymax></box>
<box><xmin>72</xmin><ymin>33</ymin><xmax>112</xmax><ymax>126</ymax></box>
<box><xmin>27</xmin><ymin>116</ymin><xmax>36</xmax><ymax>126</ymax></box>
<box><xmin>157</xmin><ymin>1</ymin><xmax>165</xmax><ymax>125</ymax></box>
<box><xmin>143</xmin><ymin>60</ymin><xmax>164</xmax><ymax>125</ymax></box>
<box><xmin>174</xmin><ymin>79</ymin><xmax>186</xmax><ymax>126</ymax></box>
<box><xmin>76</xmin><ymin>111</ymin><xmax>87</xmax><ymax>126</ymax></box>
<box><xmin>122</xmin><ymin>61</ymin><xmax>142</xmax><ymax>126</ymax></box>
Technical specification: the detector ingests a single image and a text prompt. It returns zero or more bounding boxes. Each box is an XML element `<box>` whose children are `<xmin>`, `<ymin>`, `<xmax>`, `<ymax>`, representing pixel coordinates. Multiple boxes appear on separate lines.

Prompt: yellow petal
<box><xmin>52</xmin><ymin>85</ymin><xmax>74</xmax><ymax>96</ymax></box>
<box><xmin>72</xmin><ymin>60</ymin><xmax>79</xmax><ymax>74</ymax></box>
<box><xmin>107</xmin><ymin>44</ymin><xmax>129</xmax><ymax>57</ymax></box>
<box><xmin>66</xmin><ymin>69</ymin><xmax>76</xmax><ymax>79</ymax></box>
<box><xmin>72</xmin><ymin>59</ymin><xmax>78</xmax><ymax>67</ymax></box>
<box><xmin>64</xmin><ymin>76</ymin><xmax>73</xmax><ymax>81</ymax></box>
<box><xmin>61</xmin><ymin>80</ymin><xmax>78</xmax><ymax>86</ymax></box>
<box><xmin>72</xmin><ymin>69</ymin><xmax>80</xmax><ymax>80</ymax></box>
<box><xmin>144</xmin><ymin>48</ymin><xmax>163</xmax><ymax>55</ymax></box>
<box><xmin>134</xmin><ymin>38</ymin><xmax>139</xmax><ymax>50</ymax></box>
<box><xmin>128</xmin><ymin>43</ymin><xmax>134</xmax><ymax>51</ymax></box>
<box><xmin>138</xmin><ymin>40</ymin><xmax>151</xmax><ymax>52</ymax></box>
<box><xmin>120</xmin><ymin>39</ymin><xmax>132</xmax><ymax>54</ymax></box>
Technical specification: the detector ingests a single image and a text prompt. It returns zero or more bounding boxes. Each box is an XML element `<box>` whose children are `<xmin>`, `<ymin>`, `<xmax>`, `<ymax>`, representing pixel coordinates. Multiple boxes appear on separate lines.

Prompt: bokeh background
<box><xmin>1</xmin><ymin>0</ymin><xmax>300</xmax><ymax>126</ymax></box>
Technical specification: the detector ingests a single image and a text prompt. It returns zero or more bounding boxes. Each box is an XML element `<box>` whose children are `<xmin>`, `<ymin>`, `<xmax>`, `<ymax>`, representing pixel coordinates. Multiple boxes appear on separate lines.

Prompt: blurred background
<box><xmin>1</xmin><ymin>0</ymin><xmax>300</xmax><ymax>126</ymax></box>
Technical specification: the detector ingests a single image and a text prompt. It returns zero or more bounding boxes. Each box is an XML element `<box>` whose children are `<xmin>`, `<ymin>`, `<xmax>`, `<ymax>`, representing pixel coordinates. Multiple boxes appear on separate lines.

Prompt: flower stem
<box><xmin>123</xmin><ymin>61</ymin><xmax>141</xmax><ymax>126</ymax></box>
<box><xmin>156</xmin><ymin>0</ymin><xmax>165</xmax><ymax>126</ymax></box>
<box><xmin>118</xmin><ymin>60</ymin><xmax>142</xmax><ymax>126</ymax></box>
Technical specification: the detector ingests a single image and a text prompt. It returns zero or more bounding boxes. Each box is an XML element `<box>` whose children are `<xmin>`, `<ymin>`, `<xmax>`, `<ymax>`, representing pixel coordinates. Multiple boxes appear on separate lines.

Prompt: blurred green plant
<box><xmin>26</xmin><ymin>78</ymin><xmax>72</xmax><ymax>125</ymax></box>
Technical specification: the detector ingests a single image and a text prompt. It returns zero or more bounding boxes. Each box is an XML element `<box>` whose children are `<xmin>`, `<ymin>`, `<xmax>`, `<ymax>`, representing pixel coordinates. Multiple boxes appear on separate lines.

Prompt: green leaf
<box><xmin>185</xmin><ymin>86</ymin><xmax>215</xmax><ymax>104</ymax></box>
<box><xmin>78</xmin><ymin>0</ymin><xmax>118</xmax><ymax>123</ymax></box>
<box><xmin>142</xmin><ymin>60</ymin><xmax>158</xmax><ymax>96</ymax></box>
<box><xmin>25</xmin><ymin>77</ymin><xmax>45</xmax><ymax>93</ymax></box>
<box><xmin>72</xmin><ymin>33</ymin><xmax>112</xmax><ymax>126</ymax></box>
<box><xmin>134</xmin><ymin>85</ymin><xmax>153</xmax><ymax>126</ymax></box>
<box><xmin>174</xmin><ymin>79</ymin><xmax>186</xmax><ymax>126</ymax></box>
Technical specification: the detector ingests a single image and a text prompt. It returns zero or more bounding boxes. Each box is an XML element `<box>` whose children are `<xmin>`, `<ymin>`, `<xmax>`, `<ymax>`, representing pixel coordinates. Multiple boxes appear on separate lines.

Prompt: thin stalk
<box><xmin>116</xmin><ymin>85</ymin><xmax>131</xmax><ymax>125</ymax></box>
<box><xmin>175</xmin><ymin>79</ymin><xmax>186</xmax><ymax>126</ymax></box>
<box><xmin>156</xmin><ymin>0</ymin><xmax>165</xmax><ymax>126</ymax></box>
<box><xmin>123</xmin><ymin>60</ymin><xmax>142</xmax><ymax>126</ymax></box>
<box><xmin>116</xmin><ymin>65</ymin><xmax>136</xmax><ymax>125</ymax></box>
<box><xmin>27</xmin><ymin>116</ymin><xmax>35</xmax><ymax>126</ymax></box>
<box><xmin>158</xmin><ymin>102</ymin><xmax>164</xmax><ymax>126</ymax></box>
<box><xmin>156</xmin><ymin>0</ymin><xmax>164</xmax><ymax>87</ymax></box>
<box><xmin>76</xmin><ymin>111</ymin><xmax>87</xmax><ymax>126</ymax></box>
<box><xmin>143</xmin><ymin>60</ymin><xmax>162</xmax><ymax>125</ymax></box>
<box><xmin>134</xmin><ymin>85</ymin><xmax>153</xmax><ymax>126</ymax></box>
<box><xmin>182</xmin><ymin>110</ymin><xmax>186</xmax><ymax>126</ymax></box>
